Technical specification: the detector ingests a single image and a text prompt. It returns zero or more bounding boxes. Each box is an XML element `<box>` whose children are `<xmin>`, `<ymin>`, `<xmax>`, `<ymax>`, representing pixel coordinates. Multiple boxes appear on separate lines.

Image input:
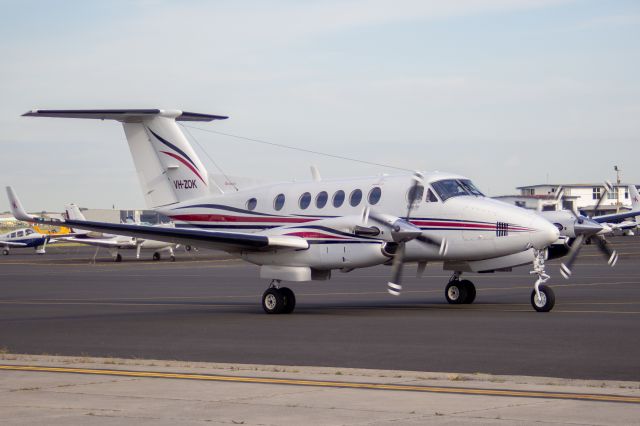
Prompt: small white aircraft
<box><xmin>59</xmin><ymin>204</ymin><xmax>178</xmax><ymax>262</ymax></box>
<box><xmin>9</xmin><ymin>108</ymin><xmax>562</xmax><ymax>314</ymax></box>
<box><xmin>0</xmin><ymin>227</ymin><xmax>50</xmax><ymax>255</ymax></box>
<box><xmin>540</xmin><ymin>184</ymin><xmax>640</xmax><ymax>278</ymax></box>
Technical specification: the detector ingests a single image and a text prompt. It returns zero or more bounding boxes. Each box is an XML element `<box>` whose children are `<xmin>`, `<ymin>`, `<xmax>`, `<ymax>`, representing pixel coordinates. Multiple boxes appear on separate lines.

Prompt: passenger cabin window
<box><xmin>274</xmin><ymin>193</ymin><xmax>286</xmax><ymax>211</ymax></box>
<box><xmin>246</xmin><ymin>198</ymin><xmax>257</xmax><ymax>211</ymax></box>
<box><xmin>333</xmin><ymin>190</ymin><xmax>345</xmax><ymax>208</ymax></box>
<box><xmin>368</xmin><ymin>187</ymin><xmax>382</xmax><ymax>205</ymax></box>
<box><xmin>431</xmin><ymin>179</ymin><xmax>470</xmax><ymax>202</ymax></box>
<box><xmin>299</xmin><ymin>192</ymin><xmax>311</xmax><ymax>210</ymax></box>
<box><xmin>349</xmin><ymin>189</ymin><xmax>362</xmax><ymax>207</ymax></box>
<box><xmin>316</xmin><ymin>191</ymin><xmax>328</xmax><ymax>208</ymax></box>
<box><xmin>10</xmin><ymin>232</ymin><xmax>16</xmax><ymax>238</ymax></box>
<box><xmin>426</xmin><ymin>188</ymin><xmax>438</xmax><ymax>202</ymax></box>
<box><xmin>17</xmin><ymin>230</ymin><xmax>24</xmax><ymax>237</ymax></box>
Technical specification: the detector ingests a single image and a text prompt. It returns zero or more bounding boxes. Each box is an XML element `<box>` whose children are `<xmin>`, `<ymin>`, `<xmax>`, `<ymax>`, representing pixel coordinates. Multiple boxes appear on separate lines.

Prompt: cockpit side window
<box><xmin>426</xmin><ymin>188</ymin><xmax>439</xmax><ymax>202</ymax></box>
<box><xmin>25</xmin><ymin>229</ymin><xmax>34</xmax><ymax>235</ymax></box>
<box><xmin>431</xmin><ymin>179</ymin><xmax>469</xmax><ymax>202</ymax></box>
<box><xmin>460</xmin><ymin>179</ymin><xmax>484</xmax><ymax>196</ymax></box>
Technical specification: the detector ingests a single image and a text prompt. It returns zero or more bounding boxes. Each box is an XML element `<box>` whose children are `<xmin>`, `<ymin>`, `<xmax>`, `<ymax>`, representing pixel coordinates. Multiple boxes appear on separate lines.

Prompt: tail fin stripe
<box><xmin>160</xmin><ymin>151</ymin><xmax>207</xmax><ymax>185</ymax></box>
<box><xmin>149</xmin><ymin>128</ymin><xmax>200</xmax><ymax>171</ymax></box>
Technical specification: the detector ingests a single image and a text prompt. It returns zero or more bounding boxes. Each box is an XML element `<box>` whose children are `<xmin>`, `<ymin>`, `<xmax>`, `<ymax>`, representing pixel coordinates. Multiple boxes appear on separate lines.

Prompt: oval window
<box><xmin>332</xmin><ymin>190</ymin><xmax>345</xmax><ymax>208</ymax></box>
<box><xmin>274</xmin><ymin>193</ymin><xmax>286</xmax><ymax>211</ymax></box>
<box><xmin>316</xmin><ymin>191</ymin><xmax>328</xmax><ymax>208</ymax></box>
<box><xmin>299</xmin><ymin>192</ymin><xmax>311</xmax><ymax>209</ymax></box>
<box><xmin>349</xmin><ymin>189</ymin><xmax>362</xmax><ymax>207</ymax></box>
<box><xmin>246</xmin><ymin>198</ymin><xmax>257</xmax><ymax>211</ymax></box>
<box><xmin>368</xmin><ymin>187</ymin><xmax>381</xmax><ymax>205</ymax></box>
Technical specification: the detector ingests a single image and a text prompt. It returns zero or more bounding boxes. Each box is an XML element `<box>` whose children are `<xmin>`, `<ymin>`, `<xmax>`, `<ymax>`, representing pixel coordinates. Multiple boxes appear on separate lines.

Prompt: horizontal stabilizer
<box><xmin>22</xmin><ymin>109</ymin><xmax>228</xmax><ymax>122</ymax></box>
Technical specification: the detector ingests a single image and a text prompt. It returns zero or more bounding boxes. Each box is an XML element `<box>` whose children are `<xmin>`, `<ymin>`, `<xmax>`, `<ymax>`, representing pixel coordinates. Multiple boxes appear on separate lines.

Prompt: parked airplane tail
<box><xmin>22</xmin><ymin>109</ymin><xmax>228</xmax><ymax>209</ymax></box>
<box><xmin>630</xmin><ymin>184</ymin><xmax>640</xmax><ymax>211</ymax></box>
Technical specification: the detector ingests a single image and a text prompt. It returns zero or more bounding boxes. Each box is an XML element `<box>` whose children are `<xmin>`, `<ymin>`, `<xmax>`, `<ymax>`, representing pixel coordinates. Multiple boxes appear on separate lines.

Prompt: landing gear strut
<box><xmin>262</xmin><ymin>280</ymin><xmax>296</xmax><ymax>314</ymax></box>
<box><xmin>530</xmin><ymin>249</ymin><xmax>555</xmax><ymax>312</ymax></box>
<box><xmin>445</xmin><ymin>272</ymin><xmax>476</xmax><ymax>304</ymax></box>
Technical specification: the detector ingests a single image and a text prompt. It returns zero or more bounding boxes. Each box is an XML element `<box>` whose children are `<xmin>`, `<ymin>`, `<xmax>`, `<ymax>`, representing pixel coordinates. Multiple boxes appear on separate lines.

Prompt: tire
<box><xmin>170</xmin><ymin>255</ymin><xmax>176</xmax><ymax>262</ymax></box>
<box><xmin>279</xmin><ymin>287</ymin><xmax>296</xmax><ymax>314</ymax></box>
<box><xmin>459</xmin><ymin>280</ymin><xmax>476</xmax><ymax>304</ymax></box>
<box><xmin>445</xmin><ymin>280</ymin><xmax>467</xmax><ymax>304</ymax></box>
<box><xmin>2</xmin><ymin>249</ymin><xmax>9</xmax><ymax>256</ymax></box>
<box><xmin>185</xmin><ymin>245</ymin><xmax>192</xmax><ymax>252</ymax></box>
<box><xmin>531</xmin><ymin>284</ymin><xmax>555</xmax><ymax>312</ymax></box>
<box><xmin>114</xmin><ymin>253</ymin><xmax>123</xmax><ymax>262</ymax></box>
<box><xmin>262</xmin><ymin>288</ymin><xmax>285</xmax><ymax>314</ymax></box>
<box><xmin>153</xmin><ymin>252</ymin><xmax>161</xmax><ymax>261</ymax></box>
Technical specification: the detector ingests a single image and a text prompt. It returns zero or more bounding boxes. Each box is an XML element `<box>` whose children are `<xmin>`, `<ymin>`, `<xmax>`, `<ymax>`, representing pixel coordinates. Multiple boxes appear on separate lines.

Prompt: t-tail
<box><xmin>22</xmin><ymin>109</ymin><xmax>228</xmax><ymax>209</ymax></box>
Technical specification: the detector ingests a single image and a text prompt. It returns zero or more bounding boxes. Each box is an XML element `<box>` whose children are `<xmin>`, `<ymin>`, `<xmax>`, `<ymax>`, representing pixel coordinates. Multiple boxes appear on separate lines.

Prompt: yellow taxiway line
<box><xmin>1</xmin><ymin>365</ymin><xmax>639</xmax><ymax>404</ymax></box>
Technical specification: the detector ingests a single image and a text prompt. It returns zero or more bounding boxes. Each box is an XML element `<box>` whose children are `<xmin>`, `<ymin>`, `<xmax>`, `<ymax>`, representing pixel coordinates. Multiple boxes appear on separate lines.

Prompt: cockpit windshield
<box><xmin>25</xmin><ymin>229</ymin><xmax>34</xmax><ymax>235</ymax></box>
<box><xmin>431</xmin><ymin>179</ymin><xmax>484</xmax><ymax>201</ymax></box>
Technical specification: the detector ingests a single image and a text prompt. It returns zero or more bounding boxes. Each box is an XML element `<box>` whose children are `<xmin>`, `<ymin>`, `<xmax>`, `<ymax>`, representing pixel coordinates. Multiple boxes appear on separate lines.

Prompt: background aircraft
<box><xmin>59</xmin><ymin>204</ymin><xmax>178</xmax><ymax>262</ymax></box>
<box><xmin>1</xmin><ymin>227</ymin><xmax>49</xmax><ymax>255</ymax></box>
<box><xmin>10</xmin><ymin>108</ymin><xmax>562</xmax><ymax>314</ymax></box>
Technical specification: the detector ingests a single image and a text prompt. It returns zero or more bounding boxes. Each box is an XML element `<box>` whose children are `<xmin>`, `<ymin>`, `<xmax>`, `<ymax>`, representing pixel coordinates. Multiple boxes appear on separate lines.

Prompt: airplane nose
<box><xmin>529</xmin><ymin>215</ymin><xmax>560</xmax><ymax>250</ymax></box>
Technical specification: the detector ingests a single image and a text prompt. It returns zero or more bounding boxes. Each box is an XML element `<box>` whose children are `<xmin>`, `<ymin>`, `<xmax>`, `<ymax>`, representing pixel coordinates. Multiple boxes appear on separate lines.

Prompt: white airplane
<box><xmin>8</xmin><ymin>108</ymin><xmax>561</xmax><ymax>314</ymax></box>
<box><xmin>58</xmin><ymin>204</ymin><xmax>178</xmax><ymax>262</ymax></box>
<box><xmin>540</xmin><ymin>184</ymin><xmax>640</xmax><ymax>278</ymax></box>
<box><xmin>1</xmin><ymin>227</ymin><xmax>50</xmax><ymax>255</ymax></box>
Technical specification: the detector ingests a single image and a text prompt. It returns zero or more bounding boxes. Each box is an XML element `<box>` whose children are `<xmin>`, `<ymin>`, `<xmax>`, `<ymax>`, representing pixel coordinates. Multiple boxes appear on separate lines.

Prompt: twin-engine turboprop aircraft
<box><xmin>8</xmin><ymin>108</ymin><xmax>560</xmax><ymax>314</ymax></box>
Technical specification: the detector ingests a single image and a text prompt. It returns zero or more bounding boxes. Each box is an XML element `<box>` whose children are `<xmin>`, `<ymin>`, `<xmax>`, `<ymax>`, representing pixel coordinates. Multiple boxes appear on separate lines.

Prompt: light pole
<box><xmin>614</xmin><ymin>165</ymin><xmax>621</xmax><ymax>213</ymax></box>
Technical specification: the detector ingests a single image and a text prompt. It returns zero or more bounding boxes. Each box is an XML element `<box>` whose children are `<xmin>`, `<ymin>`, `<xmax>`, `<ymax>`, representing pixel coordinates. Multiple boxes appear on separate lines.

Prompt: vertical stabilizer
<box><xmin>22</xmin><ymin>109</ymin><xmax>228</xmax><ymax>208</ymax></box>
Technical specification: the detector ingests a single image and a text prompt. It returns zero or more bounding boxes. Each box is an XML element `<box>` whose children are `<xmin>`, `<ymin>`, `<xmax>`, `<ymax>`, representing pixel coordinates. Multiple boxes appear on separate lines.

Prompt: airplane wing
<box><xmin>1</xmin><ymin>241</ymin><xmax>28</xmax><ymax>247</ymax></box>
<box><xmin>6</xmin><ymin>187</ymin><xmax>308</xmax><ymax>252</ymax></box>
<box><xmin>59</xmin><ymin>237</ymin><xmax>137</xmax><ymax>249</ymax></box>
<box><xmin>592</xmin><ymin>210</ymin><xmax>640</xmax><ymax>224</ymax></box>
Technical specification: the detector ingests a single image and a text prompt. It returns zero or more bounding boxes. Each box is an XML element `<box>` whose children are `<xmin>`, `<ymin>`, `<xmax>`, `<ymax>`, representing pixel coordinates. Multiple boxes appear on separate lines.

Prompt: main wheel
<box><xmin>279</xmin><ymin>287</ymin><xmax>296</xmax><ymax>314</ymax></box>
<box><xmin>531</xmin><ymin>284</ymin><xmax>555</xmax><ymax>312</ymax></box>
<box><xmin>2</xmin><ymin>249</ymin><xmax>9</xmax><ymax>256</ymax></box>
<box><xmin>262</xmin><ymin>288</ymin><xmax>285</xmax><ymax>314</ymax></box>
<box><xmin>445</xmin><ymin>280</ymin><xmax>467</xmax><ymax>304</ymax></box>
<box><xmin>459</xmin><ymin>280</ymin><xmax>476</xmax><ymax>304</ymax></box>
<box><xmin>170</xmin><ymin>255</ymin><xmax>176</xmax><ymax>262</ymax></box>
<box><xmin>114</xmin><ymin>253</ymin><xmax>123</xmax><ymax>262</ymax></box>
<box><xmin>153</xmin><ymin>252</ymin><xmax>161</xmax><ymax>261</ymax></box>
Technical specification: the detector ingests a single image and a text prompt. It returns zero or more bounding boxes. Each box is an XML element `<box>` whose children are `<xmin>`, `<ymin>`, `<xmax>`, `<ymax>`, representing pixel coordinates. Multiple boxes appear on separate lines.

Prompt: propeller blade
<box><xmin>405</xmin><ymin>172</ymin><xmax>424</xmax><ymax>221</ymax></box>
<box><xmin>593</xmin><ymin>235</ymin><xmax>619</xmax><ymax>267</ymax></box>
<box><xmin>590</xmin><ymin>181</ymin><xmax>613</xmax><ymax>218</ymax></box>
<box><xmin>554</xmin><ymin>186</ymin><xmax>564</xmax><ymax>202</ymax></box>
<box><xmin>560</xmin><ymin>234</ymin><xmax>585</xmax><ymax>279</ymax></box>
<box><xmin>387</xmin><ymin>243</ymin><xmax>405</xmax><ymax>296</ymax></box>
<box><xmin>361</xmin><ymin>205</ymin><xmax>370</xmax><ymax>225</ymax></box>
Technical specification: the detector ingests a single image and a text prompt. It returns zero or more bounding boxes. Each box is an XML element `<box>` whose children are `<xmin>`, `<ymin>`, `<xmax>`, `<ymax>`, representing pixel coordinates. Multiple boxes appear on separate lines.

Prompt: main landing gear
<box><xmin>2</xmin><ymin>249</ymin><xmax>9</xmax><ymax>256</ymax></box>
<box><xmin>445</xmin><ymin>272</ymin><xmax>476</xmax><ymax>305</ymax></box>
<box><xmin>530</xmin><ymin>249</ymin><xmax>555</xmax><ymax>312</ymax></box>
<box><xmin>262</xmin><ymin>280</ymin><xmax>296</xmax><ymax>314</ymax></box>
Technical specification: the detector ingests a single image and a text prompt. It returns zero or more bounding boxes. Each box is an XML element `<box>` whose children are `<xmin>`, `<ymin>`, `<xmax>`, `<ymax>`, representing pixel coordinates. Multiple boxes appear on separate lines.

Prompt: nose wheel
<box><xmin>262</xmin><ymin>281</ymin><xmax>296</xmax><ymax>314</ymax></box>
<box><xmin>530</xmin><ymin>249</ymin><xmax>555</xmax><ymax>312</ymax></box>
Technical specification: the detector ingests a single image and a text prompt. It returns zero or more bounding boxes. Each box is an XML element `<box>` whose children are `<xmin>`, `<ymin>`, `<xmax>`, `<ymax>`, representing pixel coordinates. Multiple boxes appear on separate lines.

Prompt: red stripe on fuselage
<box><xmin>170</xmin><ymin>214</ymin><xmax>314</xmax><ymax>223</ymax></box>
<box><xmin>284</xmin><ymin>232</ymin><xmax>347</xmax><ymax>239</ymax></box>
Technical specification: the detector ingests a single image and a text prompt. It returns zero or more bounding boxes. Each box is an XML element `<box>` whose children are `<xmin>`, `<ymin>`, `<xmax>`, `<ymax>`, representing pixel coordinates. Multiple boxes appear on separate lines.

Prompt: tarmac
<box><xmin>1</xmin><ymin>238</ymin><xmax>640</xmax><ymax>424</ymax></box>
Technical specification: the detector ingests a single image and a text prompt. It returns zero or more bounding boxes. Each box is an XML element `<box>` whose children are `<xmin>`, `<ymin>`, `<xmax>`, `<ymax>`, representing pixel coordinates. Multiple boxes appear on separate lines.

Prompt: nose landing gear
<box><xmin>530</xmin><ymin>249</ymin><xmax>555</xmax><ymax>312</ymax></box>
<box><xmin>262</xmin><ymin>280</ymin><xmax>296</xmax><ymax>314</ymax></box>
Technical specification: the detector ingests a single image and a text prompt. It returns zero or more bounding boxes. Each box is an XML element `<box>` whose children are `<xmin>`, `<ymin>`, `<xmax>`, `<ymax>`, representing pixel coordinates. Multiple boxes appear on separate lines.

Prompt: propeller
<box><xmin>365</xmin><ymin>172</ymin><xmax>447</xmax><ymax>296</ymax></box>
<box><xmin>559</xmin><ymin>181</ymin><xmax>618</xmax><ymax>279</ymax></box>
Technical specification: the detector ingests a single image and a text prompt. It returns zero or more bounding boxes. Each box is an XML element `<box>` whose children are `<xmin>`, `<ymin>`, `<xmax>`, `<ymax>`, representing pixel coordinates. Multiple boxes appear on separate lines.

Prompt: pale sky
<box><xmin>1</xmin><ymin>0</ymin><xmax>639</xmax><ymax>211</ymax></box>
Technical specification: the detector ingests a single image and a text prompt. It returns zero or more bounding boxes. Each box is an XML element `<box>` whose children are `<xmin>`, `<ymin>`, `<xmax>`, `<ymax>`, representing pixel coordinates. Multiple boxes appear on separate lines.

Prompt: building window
<box><xmin>316</xmin><ymin>191</ymin><xmax>328</xmax><ymax>208</ymax></box>
<box><xmin>274</xmin><ymin>193</ymin><xmax>285</xmax><ymax>211</ymax></box>
<box><xmin>515</xmin><ymin>201</ymin><xmax>526</xmax><ymax>208</ymax></box>
<box><xmin>332</xmin><ymin>190</ymin><xmax>345</xmax><ymax>208</ymax></box>
<box><xmin>349</xmin><ymin>189</ymin><xmax>363</xmax><ymax>207</ymax></box>
<box><xmin>592</xmin><ymin>187</ymin><xmax>601</xmax><ymax>200</ymax></box>
<box><xmin>299</xmin><ymin>192</ymin><xmax>311</xmax><ymax>209</ymax></box>
<box><xmin>523</xmin><ymin>188</ymin><xmax>535</xmax><ymax>196</ymax></box>
<box><xmin>246</xmin><ymin>198</ymin><xmax>257</xmax><ymax>211</ymax></box>
<box><xmin>625</xmin><ymin>188</ymin><xmax>629</xmax><ymax>199</ymax></box>
<box><xmin>368</xmin><ymin>187</ymin><xmax>382</xmax><ymax>205</ymax></box>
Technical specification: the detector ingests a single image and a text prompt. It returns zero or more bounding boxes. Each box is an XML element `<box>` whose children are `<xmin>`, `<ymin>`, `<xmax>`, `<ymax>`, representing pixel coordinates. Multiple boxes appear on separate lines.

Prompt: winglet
<box><xmin>6</xmin><ymin>186</ymin><xmax>34</xmax><ymax>222</ymax></box>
